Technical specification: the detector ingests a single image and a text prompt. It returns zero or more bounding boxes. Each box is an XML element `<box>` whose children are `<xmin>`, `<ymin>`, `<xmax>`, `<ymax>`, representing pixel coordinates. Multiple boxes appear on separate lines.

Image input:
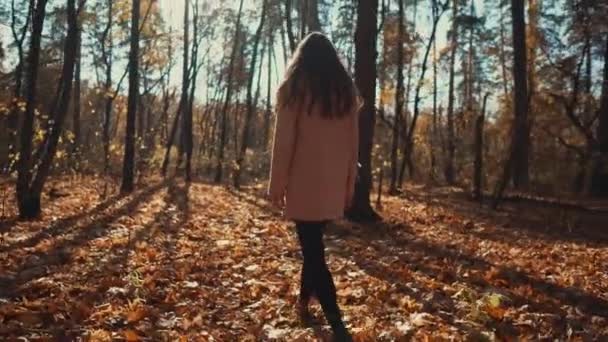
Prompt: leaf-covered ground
<box><xmin>0</xmin><ymin>176</ymin><xmax>607</xmax><ymax>341</ymax></box>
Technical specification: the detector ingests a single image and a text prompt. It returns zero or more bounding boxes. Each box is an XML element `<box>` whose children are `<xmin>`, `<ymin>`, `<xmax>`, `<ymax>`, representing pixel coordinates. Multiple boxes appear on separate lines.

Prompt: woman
<box><xmin>268</xmin><ymin>32</ymin><xmax>360</xmax><ymax>341</ymax></box>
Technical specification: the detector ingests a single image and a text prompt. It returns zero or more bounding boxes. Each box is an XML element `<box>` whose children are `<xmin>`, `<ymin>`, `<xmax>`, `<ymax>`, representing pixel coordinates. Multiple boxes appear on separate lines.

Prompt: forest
<box><xmin>0</xmin><ymin>0</ymin><xmax>607</xmax><ymax>340</ymax></box>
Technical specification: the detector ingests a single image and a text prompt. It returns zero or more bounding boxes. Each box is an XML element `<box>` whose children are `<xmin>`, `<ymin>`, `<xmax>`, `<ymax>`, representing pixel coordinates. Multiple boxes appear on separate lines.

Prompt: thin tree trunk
<box><xmin>234</xmin><ymin>0</ymin><xmax>268</xmax><ymax>188</ymax></box>
<box><xmin>6</xmin><ymin>0</ymin><xmax>32</xmax><ymax>174</ymax></box>
<box><xmin>121</xmin><ymin>0</ymin><xmax>141</xmax><ymax>193</ymax></box>
<box><xmin>445</xmin><ymin>0</ymin><xmax>458</xmax><ymax>185</ymax></box>
<box><xmin>499</xmin><ymin>0</ymin><xmax>509</xmax><ymax>98</ymax></box>
<box><xmin>102</xmin><ymin>0</ymin><xmax>113</xmax><ymax>175</ymax></box>
<box><xmin>72</xmin><ymin>27</ymin><xmax>82</xmax><ymax>157</ymax></box>
<box><xmin>390</xmin><ymin>0</ymin><xmax>405</xmax><ymax>194</ymax></box>
<box><xmin>215</xmin><ymin>0</ymin><xmax>245</xmax><ymax>183</ymax></box>
<box><xmin>180</xmin><ymin>0</ymin><xmax>192</xmax><ymax>180</ymax></box>
<box><xmin>431</xmin><ymin>35</ymin><xmax>438</xmax><ymax>181</ymax></box>
<box><xmin>401</xmin><ymin>0</ymin><xmax>446</xmax><ymax>179</ymax></box>
<box><xmin>473</xmin><ymin>93</ymin><xmax>490</xmax><ymax>201</ymax></box>
<box><xmin>263</xmin><ymin>38</ymin><xmax>274</xmax><ymax>149</ymax></box>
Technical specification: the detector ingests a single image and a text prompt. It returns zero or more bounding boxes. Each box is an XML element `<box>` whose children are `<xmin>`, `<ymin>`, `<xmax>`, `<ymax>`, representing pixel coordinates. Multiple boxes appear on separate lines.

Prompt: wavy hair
<box><xmin>276</xmin><ymin>32</ymin><xmax>360</xmax><ymax>118</ymax></box>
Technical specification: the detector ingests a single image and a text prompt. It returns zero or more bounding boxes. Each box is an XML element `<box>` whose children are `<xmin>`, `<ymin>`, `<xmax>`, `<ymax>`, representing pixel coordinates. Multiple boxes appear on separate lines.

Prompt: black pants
<box><xmin>295</xmin><ymin>221</ymin><xmax>343</xmax><ymax>326</ymax></box>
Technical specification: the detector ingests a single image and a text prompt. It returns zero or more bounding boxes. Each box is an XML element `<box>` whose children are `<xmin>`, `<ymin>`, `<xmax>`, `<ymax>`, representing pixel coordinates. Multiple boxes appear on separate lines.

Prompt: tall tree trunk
<box><xmin>263</xmin><ymin>38</ymin><xmax>274</xmax><ymax>149</ymax></box>
<box><xmin>431</xmin><ymin>35</ymin><xmax>438</xmax><ymax>181</ymax></box>
<box><xmin>398</xmin><ymin>0</ymin><xmax>418</xmax><ymax>186</ymax></box>
<box><xmin>234</xmin><ymin>0</ymin><xmax>268</xmax><ymax>188</ymax></box>
<box><xmin>445</xmin><ymin>0</ymin><xmax>458</xmax><ymax>185</ymax></box>
<box><xmin>499</xmin><ymin>0</ymin><xmax>510</xmax><ymax>98</ymax></box>
<box><xmin>102</xmin><ymin>0</ymin><xmax>113</xmax><ymax>175</ymax></box>
<box><xmin>214</xmin><ymin>0</ymin><xmax>245</xmax><ymax>183</ymax></box>
<box><xmin>121</xmin><ymin>0</ymin><xmax>141</xmax><ymax>193</ymax></box>
<box><xmin>591</xmin><ymin>36</ymin><xmax>608</xmax><ymax>197</ymax></box>
<box><xmin>285</xmin><ymin>0</ymin><xmax>297</xmax><ymax>51</ymax></box>
<box><xmin>347</xmin><ymin>0</ymin><xmax>380</xmax><ymax>222</ymax></box>
<box><xmin>16</xmin><ymin>0</ymin><xmax>48</xmax><ymax>219</ymax></box>
<box><xmin>473</xmin><ymin>93</ymin><xmax>490</xmax><ymax>200</ymax></box>
<box><xmin>389</xmin><ymin>0</ymin><xmax>405</xmax><ymax>194</ymax></box>
<box><xmin>306</xmin><ymin>0</ymin><xmax>321</xmax><ymax>32</ymax></box>
<box><xmin>72</xmin><ymin>27</ymin><xmax>82</xmax><ymax>157</ymax></box>
<box><xmin>179</xmin><ymin>0</ymin><xmax>192</xmax><ymax>180</ymax></box>
<box><xmin>510</xmin><ymin>0</ymin><xmax>530</xmax><ymax>189</ymax></box>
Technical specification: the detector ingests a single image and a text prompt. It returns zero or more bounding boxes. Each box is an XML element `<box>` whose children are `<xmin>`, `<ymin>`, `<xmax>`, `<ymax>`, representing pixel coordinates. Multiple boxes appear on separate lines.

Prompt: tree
<box><xmin>121</xmin><ymin>0</ymin><xmax>141</xmax><ymax>193</ymax></box>
<box><xmin>347</xmin><ymin>0</ymin><xmax>380</xmax><ymax>222</ymax></box>
<box><xmin>389</xmin><ymin>0</ymin><xmax>405</xmax><ymax>194</ymax></box>
<box><xmin>5</xmin><ymin>0</ymin><xmax>32</xmax><ymax>174</ymax></box>
<box><xmin>179</xmin><ymin>0</ymin><xmax>191</xmax><ymax>180</ymax></box>
<box><xmin>214</xmin><ymin>0</ymin><xmax>245</xmax><ymax>183</ymax></box>
<box><xmin>17</xmin><ymin>0</ymin><xmax>84</xmax><ymax>218</ymax></box>
<box><xmin>400</xmin><ymin>0</ymin><xmax>447</xmax><ymax>183</ymax></box>
<box><xmin>234</xmin><ymin>0</ymin><xmax>268</xmax><ymax>188</ymax></box>
<box><xmin>591</xmin><ymin>36</ymin><xmax>608</xmax><ymax>196</ymax></box>
<box><xmin>445</xmin><ymin>0</ymin><xmax>459</xmax><ymax>185</ymax></box>
<box><xmin>509</xmin><ymin>0</ymin><xmax>530</xmax><ymax>188</ymax></box>
<box><xmin>473</xmin><ymin>93</ymin><xmax>490</xmax><ymax>200</ymax></box>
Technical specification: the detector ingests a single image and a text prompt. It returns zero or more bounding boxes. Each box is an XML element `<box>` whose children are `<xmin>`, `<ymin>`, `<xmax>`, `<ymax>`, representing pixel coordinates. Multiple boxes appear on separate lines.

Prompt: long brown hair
<box><xmin>277</xmin><ymin>32</ymin><xmax>360</xmax><ymax>118</ymax></box>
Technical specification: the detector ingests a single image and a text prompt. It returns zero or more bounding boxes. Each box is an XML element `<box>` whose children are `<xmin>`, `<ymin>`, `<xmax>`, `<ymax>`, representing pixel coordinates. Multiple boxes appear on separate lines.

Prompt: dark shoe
<box><xmin>332</xmin><ymin>323</ymin><xmax>353</xmax><ymax>342</ymax></box>
<box><xmin>297</xmin><ymin>299</ymin><xmax>315</xmax><ymax>325</ymax></box>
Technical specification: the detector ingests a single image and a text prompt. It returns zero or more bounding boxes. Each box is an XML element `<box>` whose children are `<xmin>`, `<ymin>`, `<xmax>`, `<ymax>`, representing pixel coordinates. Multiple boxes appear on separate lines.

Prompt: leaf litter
<box><xmin>0</xmin><ymin>177</ymin><xmax>606</xmax><ymax>340</ymax></box>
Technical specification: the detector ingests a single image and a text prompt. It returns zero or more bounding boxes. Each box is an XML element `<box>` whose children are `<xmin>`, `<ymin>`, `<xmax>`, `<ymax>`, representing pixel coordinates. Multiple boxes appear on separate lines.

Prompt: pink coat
<box><xmin>269</xmin><ymin>103</ymin><xmax>359</xmax><ymax>221</ymax></box>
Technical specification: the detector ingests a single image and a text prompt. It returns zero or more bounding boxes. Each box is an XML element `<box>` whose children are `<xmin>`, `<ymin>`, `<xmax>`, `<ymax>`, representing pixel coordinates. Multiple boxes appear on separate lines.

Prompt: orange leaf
<box><xmin>124</xmin><ymin>330</ymin><xmax>140</xmax><ymax>342</ymax></box>
<box><xmin>126</xmin><ymin>307</ymin><xmax>146</xmax><ymax>323</ymax></box>
<box><xmin>485</xmin><ymin>305</ymin><xmax>507</xmax><ymax>320</ymax></box>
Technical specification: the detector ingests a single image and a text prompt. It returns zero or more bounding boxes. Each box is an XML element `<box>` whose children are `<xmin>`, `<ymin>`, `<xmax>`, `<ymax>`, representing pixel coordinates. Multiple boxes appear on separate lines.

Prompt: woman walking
<box><xmin>268</xmin><ymin>32</ymin><xmax>360</xmax><ymax>341</ymax></box>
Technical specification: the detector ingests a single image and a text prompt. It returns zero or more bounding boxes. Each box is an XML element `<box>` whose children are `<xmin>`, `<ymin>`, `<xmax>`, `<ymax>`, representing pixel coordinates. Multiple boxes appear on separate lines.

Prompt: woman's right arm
<box><xmin>345</xmin><ymin>107</ymin><xmax>360</xmax><ymax>208</ymax></box>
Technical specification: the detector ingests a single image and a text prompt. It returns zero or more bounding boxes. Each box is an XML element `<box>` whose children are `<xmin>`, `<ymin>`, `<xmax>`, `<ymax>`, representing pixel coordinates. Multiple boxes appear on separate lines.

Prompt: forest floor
<box><xmin>0</xmin><ymin>176</ymin><xmax>607</xmax><ymax>341</ymax></box>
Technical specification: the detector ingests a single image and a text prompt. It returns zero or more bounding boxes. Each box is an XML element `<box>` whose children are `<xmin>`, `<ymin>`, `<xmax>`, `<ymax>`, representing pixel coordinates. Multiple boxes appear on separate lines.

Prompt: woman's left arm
<box><xmin>268</xmin><ymin>105</ymin><xmax>297</xmax><ymax>204</ymax></box>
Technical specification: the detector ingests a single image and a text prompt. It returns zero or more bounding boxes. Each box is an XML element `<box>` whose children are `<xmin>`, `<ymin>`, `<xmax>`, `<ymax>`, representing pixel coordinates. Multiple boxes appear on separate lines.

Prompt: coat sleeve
<box><xmin>269</xmin><ymin>105</ymin><xmax>297</xmax><ymax>195</ymax></box>
<box><xmin>346</xmin><ymin>108</ymin><xmax>360</xmax><ymax>197</ymax></box>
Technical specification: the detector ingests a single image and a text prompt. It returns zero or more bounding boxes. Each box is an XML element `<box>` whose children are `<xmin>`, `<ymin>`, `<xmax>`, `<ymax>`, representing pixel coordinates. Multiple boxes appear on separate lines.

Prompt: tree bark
<box><xmin>121</xmin><ymin>0</ymin><xmax>141</xmax><ymax>193</ymax></box>
<box><xmin>510</xmin><ymin>0</ymin><xmax>530</xmax><ymax>189</ymax></box>
<box><xmin>346</xmin><ymin>0</ymin><xmax>380</xmax><ymax>222</ymax></box>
